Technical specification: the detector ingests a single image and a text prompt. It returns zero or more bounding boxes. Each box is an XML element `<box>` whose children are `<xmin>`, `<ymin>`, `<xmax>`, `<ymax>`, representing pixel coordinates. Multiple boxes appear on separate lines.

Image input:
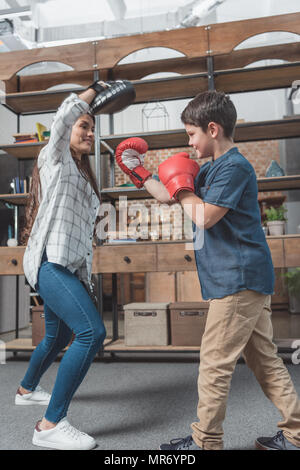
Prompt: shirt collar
<box><xmin>211</xmin><ymin>146</ymin><xmax>238</xmax><ymax>167</ymax></box>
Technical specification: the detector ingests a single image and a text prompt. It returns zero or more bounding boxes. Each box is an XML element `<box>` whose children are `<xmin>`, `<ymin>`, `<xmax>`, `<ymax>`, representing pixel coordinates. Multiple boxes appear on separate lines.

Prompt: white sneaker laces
<box><xmin>35</xmin><ymin>386</ymin><xmax>49</xmax><ymax>398</ymax></box>
<box><xmin>60</xmin><ymin>421</ymin><xmax>84</xmax><ymax>441</ymax></box>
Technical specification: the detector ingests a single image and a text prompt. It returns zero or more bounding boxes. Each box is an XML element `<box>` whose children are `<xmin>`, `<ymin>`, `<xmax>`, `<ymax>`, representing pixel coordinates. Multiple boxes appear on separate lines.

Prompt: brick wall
<box><xmin>102</xmin><ymin>139</ymin><xmax>283</xmax><ymax>244</ymax></box>
<box><xmin>114</xmin><ymin>139</ymin><xmax>281</xmax><ymax>185</ymax></box>
<box><xmin>113</xmin><ymin>139</ymin><xmax>282</xmax><ymax>200</ymax></box>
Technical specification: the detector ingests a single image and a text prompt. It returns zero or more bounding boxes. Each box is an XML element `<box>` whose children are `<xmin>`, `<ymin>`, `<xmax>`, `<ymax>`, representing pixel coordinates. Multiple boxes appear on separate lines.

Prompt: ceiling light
<box><xmin>181</xmin><ymin>0</ymin><xmax>225</xmax><ymax>27</ymax></box>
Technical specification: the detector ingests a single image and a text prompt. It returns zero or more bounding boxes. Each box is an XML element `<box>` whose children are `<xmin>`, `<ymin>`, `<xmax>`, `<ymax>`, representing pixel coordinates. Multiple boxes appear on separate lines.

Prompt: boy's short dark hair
<box><xmin>181</xmin><ymin>90</ymin><xmax>237</xmax><ymax>138</ymax></box>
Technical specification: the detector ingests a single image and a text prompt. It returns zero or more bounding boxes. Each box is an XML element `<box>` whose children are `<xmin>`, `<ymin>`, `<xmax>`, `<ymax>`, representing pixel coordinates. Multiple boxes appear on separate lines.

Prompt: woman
<box><xmin>16</xmin><ymin>83</ymin><xmax>107</xmax><ymax>450</ymax></box>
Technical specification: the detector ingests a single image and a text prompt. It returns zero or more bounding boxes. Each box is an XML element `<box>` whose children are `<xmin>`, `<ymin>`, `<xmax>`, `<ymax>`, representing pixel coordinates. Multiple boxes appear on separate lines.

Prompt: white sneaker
<box><xmin>15</xmin><ymin>386</ymin><xmax>51</xmax><ymax>406</ymax></box>
<box><xmin>32</xmin><ymin>418</ymin><xmax>97</xmax><ymax>450</ymax></box>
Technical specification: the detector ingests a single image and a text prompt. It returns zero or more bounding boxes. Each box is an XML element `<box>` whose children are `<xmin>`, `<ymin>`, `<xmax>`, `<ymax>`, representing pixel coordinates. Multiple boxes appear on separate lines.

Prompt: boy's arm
<box><xmin>158</xmin><ymin>154</ymin><xmax>229</xmax><ymax>228</ymax></box>
<box><xmin>177</xmin><ymin>190</ymin><xmax>229</xmax><ymax>229</ymax></box>
<box><xmin>144</xmin><ymin>178</ymin><xmax>176</xmax><ymax>204</ymax></box>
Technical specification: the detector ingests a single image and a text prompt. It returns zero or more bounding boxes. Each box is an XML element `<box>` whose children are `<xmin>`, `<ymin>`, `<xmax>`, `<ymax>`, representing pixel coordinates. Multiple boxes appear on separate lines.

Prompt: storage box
<box><xmin>31</xmin><ymin>306</ymin><xmax>75</xmax><ymax>347</ymax></box>
<box><xmin>124</xmin><ymin>302</ymin><xmax>170</xmax><ymax>346</ymax></box>
<box><xmin>32</xmin><ymin>306</ymin><xmax>45</xmax><ymax>346</ymax></box>
<box><xmin>0</xmin><ymin>275</ymin><xmax>30</xmax><ymax>334</ymax></box>
<box><xmin>169</xmin><ymin>302</ymin><xmax>209</xmax><ymax>346</ymax></box>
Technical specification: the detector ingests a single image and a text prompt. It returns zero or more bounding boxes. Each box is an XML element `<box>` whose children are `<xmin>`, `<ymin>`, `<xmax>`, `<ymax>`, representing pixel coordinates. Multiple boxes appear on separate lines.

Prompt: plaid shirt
<box><xmin>23</xmin><ymin>93</ymin><xmax>100</xmax><ymax>290</ymax></box>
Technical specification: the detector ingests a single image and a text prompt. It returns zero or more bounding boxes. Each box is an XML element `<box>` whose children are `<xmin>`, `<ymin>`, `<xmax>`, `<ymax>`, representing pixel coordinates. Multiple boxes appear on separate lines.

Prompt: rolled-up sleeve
<box><xmin>39</xmin><ymin>93</ymin><xmax>90</xmax><ymax>167</ymax></box>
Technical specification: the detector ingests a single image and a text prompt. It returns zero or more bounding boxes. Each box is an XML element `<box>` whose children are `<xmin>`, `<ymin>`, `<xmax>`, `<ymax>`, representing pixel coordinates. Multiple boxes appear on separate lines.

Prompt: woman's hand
<box><xmin>78</xmin><ymin>81</ymin><xmax>108</xmax><ymax>105</ymax></box>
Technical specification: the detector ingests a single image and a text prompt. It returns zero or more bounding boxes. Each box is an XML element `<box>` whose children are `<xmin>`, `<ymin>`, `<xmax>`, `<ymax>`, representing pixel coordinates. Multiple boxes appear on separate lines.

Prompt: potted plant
<box><xmin>283</xmin><ymin>268</ymin><xmax>300</xmax><ymax>314</ymax></box>
<box><xmin>264</xmin><ymin>205</ymin><xmax>287</xmax><ymax>236</ymax></box>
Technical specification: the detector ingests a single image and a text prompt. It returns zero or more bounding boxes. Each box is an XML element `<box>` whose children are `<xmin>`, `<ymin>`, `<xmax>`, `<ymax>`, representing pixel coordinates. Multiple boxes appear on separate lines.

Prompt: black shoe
<box><xmin>160</xmin><ymin>435</ymin><xmax>202</xmax><ymax>451</ymax></box>
<box><xmin>256</xmin><ymin>431</ymin><xmax>300</xmax><ymax>450</ymax></box>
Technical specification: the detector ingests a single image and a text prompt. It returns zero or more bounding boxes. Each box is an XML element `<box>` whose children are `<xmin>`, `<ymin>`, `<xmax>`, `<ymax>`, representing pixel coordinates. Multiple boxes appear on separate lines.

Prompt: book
<box><xmin>13</xmin><ymin>132</ymin><xmax>37</xmax><ymax>140</ymax></box>
<box><xmin>15</xmin><ymin>176</ymin><xmax>20</xmax><ymax>193</ymax></box>
<box><xmin>11</xmin><ymin>176</ymin><xmax>31</xmax><ymax>194</ymax></box>
<box><xmin>14</xmin><ymin>138</ymin><xmax>39</xmax><ymax>144</ymax></box>
<box><xmin>36</xmin><ymin>122</ymin><xmax>48</xmax><ymax>142</ymax></box>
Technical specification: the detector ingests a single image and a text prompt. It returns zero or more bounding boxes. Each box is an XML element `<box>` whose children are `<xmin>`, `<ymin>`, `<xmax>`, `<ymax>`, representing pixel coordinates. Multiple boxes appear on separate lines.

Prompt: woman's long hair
<box><xmin>21</xmin><ymin>121</ymin><xmax>101</xmax><ymax>245</ymax></box>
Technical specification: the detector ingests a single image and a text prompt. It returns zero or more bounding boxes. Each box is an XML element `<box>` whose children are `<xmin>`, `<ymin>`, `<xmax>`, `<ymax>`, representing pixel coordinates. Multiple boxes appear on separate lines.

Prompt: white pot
<box><xmin>267</xmin><ymin>221</ymin><xmax>285</xmax><ymax>236</ymax></box>
<box><xmin>289</xmin><ymin>294</ymin><xmax>300</xmax><ymax>314</ymax></box>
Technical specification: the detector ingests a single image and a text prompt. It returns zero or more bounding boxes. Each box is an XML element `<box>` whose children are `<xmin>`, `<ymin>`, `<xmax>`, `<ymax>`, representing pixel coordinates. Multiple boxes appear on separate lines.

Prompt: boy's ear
<box><xmin>207</xmin><ymin>121</ymin><xmax>220</xmax><ymax>138</ymax></box>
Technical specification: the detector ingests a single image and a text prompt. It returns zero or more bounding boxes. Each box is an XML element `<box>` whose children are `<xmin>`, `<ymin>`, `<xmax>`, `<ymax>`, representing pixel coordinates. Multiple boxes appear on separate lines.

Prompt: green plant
<box><xmin>283</xmin><ymin>268</ymin><xmax>300</xmax><ymax>297</ymax></box>
<box><xmin>265</xmin><ymin>205</ymin><xmax>287</xmax><ymax>222</ymax></box>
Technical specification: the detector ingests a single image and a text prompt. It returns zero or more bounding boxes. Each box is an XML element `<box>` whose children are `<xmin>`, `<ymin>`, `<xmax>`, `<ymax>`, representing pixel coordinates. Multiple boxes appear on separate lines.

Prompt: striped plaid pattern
<box><xmin>23</xmin><ymin>93</ymin><xmax>100</xmax><ymax>290</ymax></box>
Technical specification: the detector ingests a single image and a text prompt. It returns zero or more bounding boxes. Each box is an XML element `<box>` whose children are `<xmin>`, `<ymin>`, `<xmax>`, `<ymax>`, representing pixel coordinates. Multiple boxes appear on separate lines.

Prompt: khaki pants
<box><xmin>191</xmin><ymin>289</ymin><xmax>300</xmax><ymax>450</ymax></box>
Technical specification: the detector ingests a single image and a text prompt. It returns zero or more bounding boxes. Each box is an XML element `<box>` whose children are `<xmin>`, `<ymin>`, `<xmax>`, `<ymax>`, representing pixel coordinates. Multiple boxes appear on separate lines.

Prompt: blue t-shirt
<box><xmin>193</xmin><ymin>147</ymin><xmax>275</xmax><ymax>300</ymax></box>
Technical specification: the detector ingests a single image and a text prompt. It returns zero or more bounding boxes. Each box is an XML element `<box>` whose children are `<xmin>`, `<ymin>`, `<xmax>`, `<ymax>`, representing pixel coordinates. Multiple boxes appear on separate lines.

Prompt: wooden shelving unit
<box><xmin>1</xmin><ymin>175</ymin><xmax>300</xmax><ymax>205</ymax></box>
<box><xmin>98</xmin><ymin>117</ymin><xmax>300</xmax><ymax>151</ymax></box>
<box><xmin>3</xmin><ymin>62</ymin><xmax>300</xmax><ymax>115</ymax></box>
<box><xmin>3</xmin><ymin>88</ymin><xmax>77</xmax><ymax>115</ymax></box>
<box><xmin>4</xmin><ymin>335</ymin><xmax>295</xmax><ymax>354</ymax></box>
<box><xmin>101</xmin><ymin>175</ymin><xmax>300</xmax><ymax>201</ymax></box>
<box><xmin>103</xmin><ymin>337</ymin><xmax>295</xmax><ymax>353</ymax></box>
<box><xmin>0</xmin><ymin>142</ymin><xmax>46</xmax><ymax>159</ymax></box>
<box><xmin>2</xmin><ymin>235</ymin><xmax>300</xmax><ymax>353</ymax></box>
<box><xmin>257</xmin><ymin>175</ymin><xmax>300</xmax><ymax>191</ymax></box>
<box><xmin>4</xmin><ymin>337</ymin><xmax>112</xmax><ymax>353</ymax></box>
<box><xmin>0</xmin><ymin>193</ymin><xmax>29</xmax><ymax>205</ymax></box>
<box><xmin>1</xmin><ymin>12</ymin><xmax>300</xmax><ymax>354</ymax></box>
<box><xmin>104</xmin><ymin>339</ymin><xmax>201</xmax><ymax>352</ymax></box>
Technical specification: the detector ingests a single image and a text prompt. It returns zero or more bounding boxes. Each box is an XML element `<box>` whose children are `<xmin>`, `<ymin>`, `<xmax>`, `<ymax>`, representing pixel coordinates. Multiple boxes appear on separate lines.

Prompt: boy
<box><xmin>115</xmin><ymin>91</ymin><xmax>300</xmax><ymax>450</ymax></box>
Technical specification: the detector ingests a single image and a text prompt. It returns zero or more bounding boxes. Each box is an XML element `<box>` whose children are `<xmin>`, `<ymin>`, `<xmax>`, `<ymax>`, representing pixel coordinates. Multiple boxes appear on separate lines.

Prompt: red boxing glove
<box><xmin>115</xmin><ymin>137</ymin><xmax>152</xmax><ymax>188</ymax></box>
<box><xmin>158</xmin><ymin>152</ymin><xmax>200</xmax><ymax>200</ymax></box>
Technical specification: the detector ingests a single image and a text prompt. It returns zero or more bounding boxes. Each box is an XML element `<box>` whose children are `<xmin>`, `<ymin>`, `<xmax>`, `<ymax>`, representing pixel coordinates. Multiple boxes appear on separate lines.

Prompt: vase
<box><xmin>289</xmin><ymin>294</ymin><xmax>300</xmax><ymax>314</ymax></box>
<box><xmin>267</xmin><ymin>221</ymin><xmax>285</xmax><ymax>236</ymax></box>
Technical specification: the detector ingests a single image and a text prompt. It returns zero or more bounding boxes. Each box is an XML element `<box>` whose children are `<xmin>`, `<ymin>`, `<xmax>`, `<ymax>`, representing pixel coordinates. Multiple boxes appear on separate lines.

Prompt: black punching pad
<box><xmin>89</xmin><ymin>80</ymin><xmax>136</xmax><ymax>115</ymax></box>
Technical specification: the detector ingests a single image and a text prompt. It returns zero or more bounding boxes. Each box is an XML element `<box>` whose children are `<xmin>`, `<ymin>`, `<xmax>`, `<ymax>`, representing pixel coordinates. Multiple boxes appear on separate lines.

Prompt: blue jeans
<box><xmin>21</xmin><ymin>252</ymin><xmax>106</xmax><ymax>423</ymax></box>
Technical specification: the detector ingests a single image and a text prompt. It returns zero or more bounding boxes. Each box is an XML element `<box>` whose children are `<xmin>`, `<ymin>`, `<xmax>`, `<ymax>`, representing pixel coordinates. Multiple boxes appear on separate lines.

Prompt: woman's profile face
<box><xmin>70</xmin><ymin>114</ymin><xmax>95</xmax><ymax>157</ymax></box>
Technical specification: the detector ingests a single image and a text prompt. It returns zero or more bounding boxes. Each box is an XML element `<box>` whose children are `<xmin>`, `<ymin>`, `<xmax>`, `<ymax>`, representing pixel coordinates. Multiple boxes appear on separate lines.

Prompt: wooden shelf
<box><xmin>4</xmin><ymin>337</ymin><xmax>112</xmax><ymax>352</ymax></box>
<box><xmin>102</xmin><ymin>129</ymin><xmax>188</xmax><ymax>151</ymax></box>
<box><xmin>1</xmin><ymin>174</ymin><xmax>299</xmax><ymax>207</ymax></box>
<box><xmin>101</xmin><ymin>338</ymin><xmax>298</xmax><ymax>353</ymax></box>
<box><xmin>5</xmin><ymin>338</ymin><xmax>35</xmax><ymax>352</ymax></box>
<box><xmin>0</xmin><ymin>142</ymin><xmax>46</xmax><ymax>159</ymax></box>
<box><xmin>101</xmin><ymin>187</ymin><xmax>150</xmax><ymax>201</ymax></box>
<box><xmin>4</xmin><ymin>88</ymin><xmax>77</xmax><ymax>115</ymax></box>
<box><xmin>235</xmin><ymin>117</ymin><xmax>300</xmax><ymax>142</ymax></box>
<box><xmin>4</xmin><ymin>62</ymin><xmax>300</xmax><ymax>115</ymax></box>
<box><xmin>104</xmin><ymin>339</ymin><xmax>201</xmax><ymax>352</ymax></box>
<box><xmin>0</xmin><ymin>141</ymin><xmax>96</xmax><ymax>159</ymax></box>
<box><xmin>1</xmin><ymin>117</ymin><xmax>300</xmax><ymax>161</ymax></box>
<box><xmin>0</xmin><ymin>193</ymin><xmax>29</xmax><ymax>205</ymax></box>
<box><xmin>101</xmin><ymin>118</ymin><xmax>300</xmax><ymax>153</ymax></box>
<box><xmin>3</xmin><ymin>74</ymin><xmax>208</xmax><ymax>114</ymax></box>
<box><xmin>3</xmin><ymin>337</ymin><xmax>297</xmax><ymax>353</ymax></box>
<box><xmin>257</xmin><ymin>175</ymin><xmax>300</xmax><ymax>191</ymax></box>
<box><xmin>215</xmin><ymin>62</ymin><xmax>300</xmax><ymax>94</ymax></box>
<box><xmin>101</xmin><ymin>175</ymin><xmax>300</xmax><ymax>201</ymax></box>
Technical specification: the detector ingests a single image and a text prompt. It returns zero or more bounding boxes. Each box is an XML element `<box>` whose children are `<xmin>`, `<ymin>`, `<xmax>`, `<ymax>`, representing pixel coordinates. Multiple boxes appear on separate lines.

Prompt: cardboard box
<box><xmin>31</xmin><ymin>306</ymin><xmax>45</xmax><ymax>346</ymax></box>
<box><xmin>31</xmin><ymin>306</ymin><xmax>74</xmax><ymax>347</ymax></box>
<box><xmin>169</xmin><ymin>302</ymin><xmax>209</xmax><ymax>346</ymax></box>
<box><xmin>124</xmin><ymin>302</ymin><xmax>170</xmax><ymax>346</ymax></box>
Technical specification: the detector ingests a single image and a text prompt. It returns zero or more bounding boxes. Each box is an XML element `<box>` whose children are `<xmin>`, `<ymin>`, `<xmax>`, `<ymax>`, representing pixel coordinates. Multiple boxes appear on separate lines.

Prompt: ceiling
<box><xmin>0</xmin><ymin>0</ymin><xmax>299</xmax><ymax>53</ymax></box>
